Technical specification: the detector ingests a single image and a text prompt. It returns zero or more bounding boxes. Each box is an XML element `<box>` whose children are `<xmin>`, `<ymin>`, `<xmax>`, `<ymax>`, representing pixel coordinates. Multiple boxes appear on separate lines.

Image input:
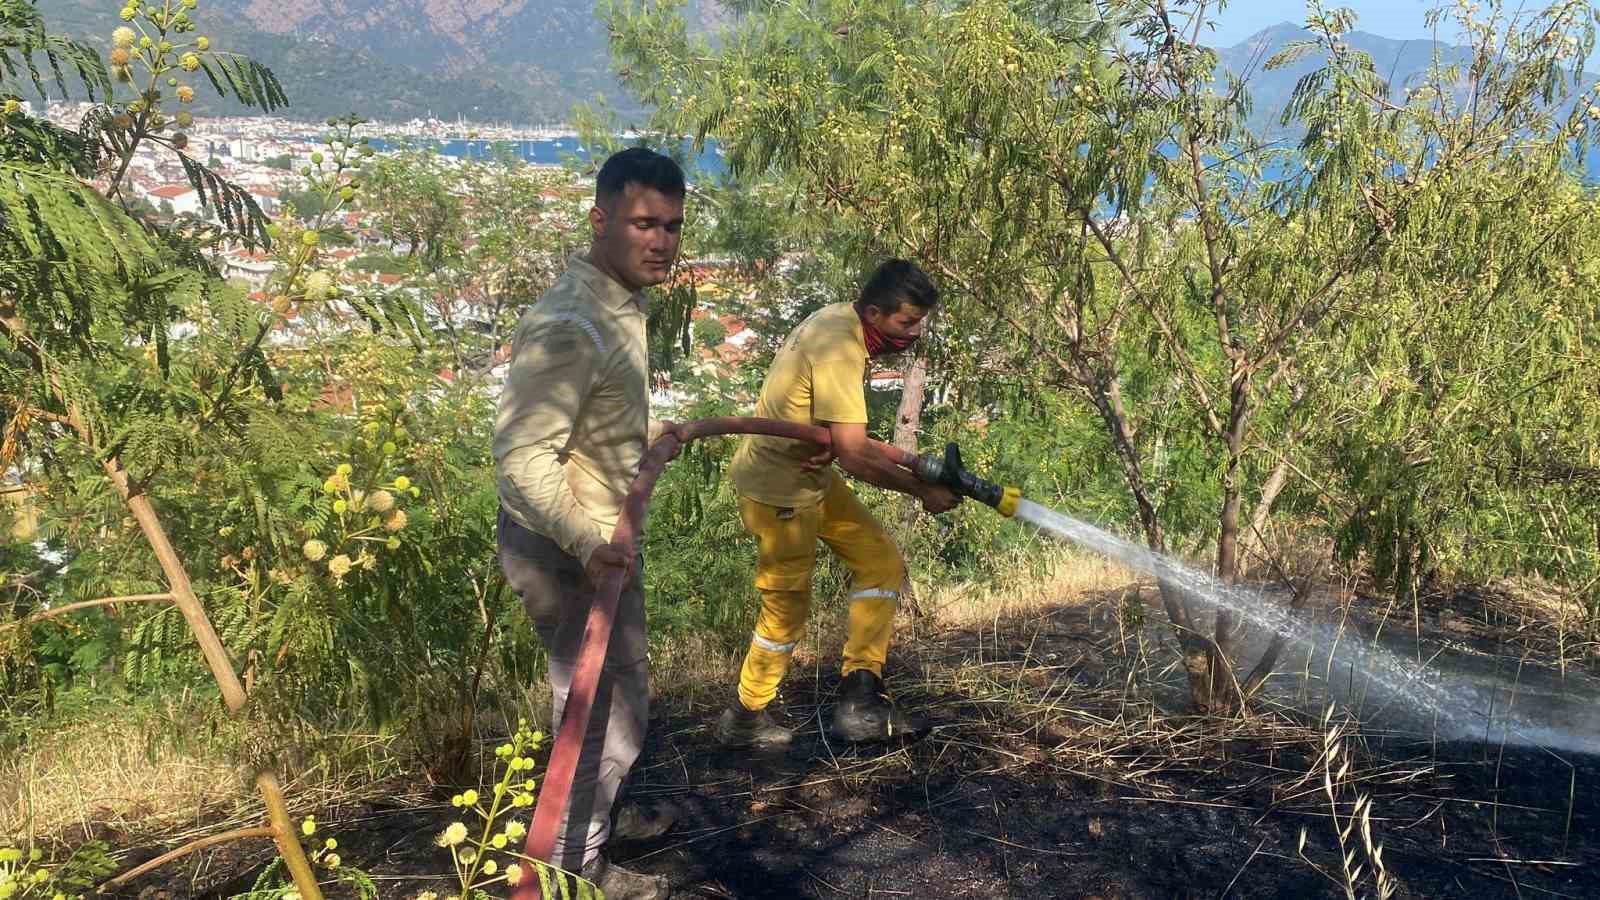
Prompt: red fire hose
<box><xmin>514</xmin><ymin>417</ymin><xmax>915</xmax><ymax>897</ymax></box>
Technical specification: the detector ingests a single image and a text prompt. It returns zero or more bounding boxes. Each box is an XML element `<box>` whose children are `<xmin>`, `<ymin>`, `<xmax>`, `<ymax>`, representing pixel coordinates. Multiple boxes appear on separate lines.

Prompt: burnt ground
<box><xmin>103</xmin><ymin>586</ymin><xmax>1600</xmax><ymax>899</ymax></box>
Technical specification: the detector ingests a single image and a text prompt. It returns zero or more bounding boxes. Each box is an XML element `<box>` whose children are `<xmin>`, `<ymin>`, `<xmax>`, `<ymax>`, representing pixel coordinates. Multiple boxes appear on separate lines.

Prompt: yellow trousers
<box><xmin>735</xmin><ymin>472</ymin><xmax>905</xmax><ymax>712</ymax></box>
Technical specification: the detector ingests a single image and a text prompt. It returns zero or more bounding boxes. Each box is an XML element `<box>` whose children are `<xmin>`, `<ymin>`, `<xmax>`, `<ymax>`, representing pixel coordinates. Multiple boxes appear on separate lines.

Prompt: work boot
<box><xmin>612</xmin><ymin>799</ymin><xmax>679</xmax><ymax>842</ymax></box>
<box><xmin>830</xmin><ymin>670</ymin><xmax>927</xmax><ymax>742</ymax></box>
<box><xmin>577</xmin><ymin>855</ymin><xmax>669</xmax><ymax>900</ymax></box>
<box><xmin>713</xmin><ymin>703</ymin><xmax>794</xmax><ymax>749</ymax></box>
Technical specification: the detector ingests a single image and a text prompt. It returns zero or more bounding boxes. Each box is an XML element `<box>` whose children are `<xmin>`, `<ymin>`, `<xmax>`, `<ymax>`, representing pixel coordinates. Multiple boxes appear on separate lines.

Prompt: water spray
<box><xmin>909</xmin><ymin>443</ymin><xmax>1599</xmax><ymax>757</ymax></box>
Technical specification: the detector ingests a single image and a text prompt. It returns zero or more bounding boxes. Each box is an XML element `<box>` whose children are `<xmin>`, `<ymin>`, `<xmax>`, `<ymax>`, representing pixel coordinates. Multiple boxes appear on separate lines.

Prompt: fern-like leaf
<box><xmin>197</xmin><ymin>53</ymin><xmax>289</xmax><ymax>113</ymax></box>
<box><xmin>176</xmin><ymin>151</ymin><xmax>272</xmax><ymax>249</ymax></box>
<box><xmin>1265</xmin><ymin>40</ymin><xmax>1319</xmax><ymax>71</ymax></box>
<box><xmin>0</xmin><ymin>111</ymin><xmax>99</xmax><ymax>175</ymax></box>
<box><xmin>0</xmin><ymin>0</ymin><xmax>112</xmax><ymax>103</ymax></box>
<box><xmin>0</xmin><ymin>162</ymin><xmax>166</xmax><ymax>347</ymax></box>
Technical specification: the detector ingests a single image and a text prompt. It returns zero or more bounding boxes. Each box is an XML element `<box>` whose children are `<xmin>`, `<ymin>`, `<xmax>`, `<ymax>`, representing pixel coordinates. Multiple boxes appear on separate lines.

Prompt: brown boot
<box><xmin>612</xmin><ymin>799</ymin><xmax>680</xmax><ymax>842</ymax></box>
<box><xmin>577</xmin><ymin>854</ymin><xmax>669</xmax><ymax>899</ymax></box>
<box><xmin>713</xmin><ymin>703</ymin><xmax>794</xmax><ymax>749</ymax></box>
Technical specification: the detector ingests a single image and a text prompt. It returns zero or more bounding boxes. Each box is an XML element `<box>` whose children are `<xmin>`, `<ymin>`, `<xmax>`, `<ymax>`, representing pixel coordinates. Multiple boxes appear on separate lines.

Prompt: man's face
<box><xmin>862</xmin><ymin>301</ymin><xmax>930</xmax><ymax>341</ymax></box>
<box><xmin>590</xmin><ymin>183</ymin><xmax>685</xmax><ymax>292</ymax></box>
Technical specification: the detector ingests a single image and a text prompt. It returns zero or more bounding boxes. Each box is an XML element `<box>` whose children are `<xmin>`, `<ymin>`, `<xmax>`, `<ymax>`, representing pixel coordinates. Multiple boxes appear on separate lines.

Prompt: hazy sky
<box><xmin>1203</xmin><ymin>0</ymin><xmax>1445</xmax><ymax>47</ymax></box>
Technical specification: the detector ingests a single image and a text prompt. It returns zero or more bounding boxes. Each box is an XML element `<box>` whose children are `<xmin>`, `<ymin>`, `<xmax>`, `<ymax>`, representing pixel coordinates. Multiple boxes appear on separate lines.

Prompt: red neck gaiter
<box><xmin>859</xmin><ymin>307</ymin><xmax>918</xmax><ymax>357</ymax></box>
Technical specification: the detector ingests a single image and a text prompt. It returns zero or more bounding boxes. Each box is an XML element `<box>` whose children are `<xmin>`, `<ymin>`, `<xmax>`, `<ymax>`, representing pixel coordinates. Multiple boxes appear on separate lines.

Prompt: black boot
<box><xmin>830</xmin><ymin>670</ymin><xmax>926</xmax><ymax>742</ymax></box>
<box><xmin>713</xmin><ymin>702</ymin><xmax>795</xmax><ymax>749</ymax></box>
<box><xmin>577</xmin><ymin>854</ymin><xmax>669</xmax><ymax>899</ymax></box>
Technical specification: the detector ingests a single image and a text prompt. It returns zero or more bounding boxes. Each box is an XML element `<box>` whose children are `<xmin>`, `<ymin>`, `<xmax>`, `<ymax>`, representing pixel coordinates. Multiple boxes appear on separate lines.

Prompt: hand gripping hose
<box><xmin>910</xmin><ymin>442</ymin><xmax>1021</xmax><ymax>517</ymax></box>
<box><xmin>514</xmin><ymin>417</ymin><xmax>917</xmax><ymax>896</ymax></box>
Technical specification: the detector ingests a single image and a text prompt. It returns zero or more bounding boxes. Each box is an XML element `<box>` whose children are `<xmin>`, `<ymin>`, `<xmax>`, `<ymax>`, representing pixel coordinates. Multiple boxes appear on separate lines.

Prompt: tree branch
<box><xmin>98</xmin><ymin>826</ymin><xmax>274</xmax><ymax>892</ymax></box>
<box><xmin>1081</xmin><ymin>210</ymin><xmax>1226</xmax><ymax>436</ymax></box>
<box><xmin>1</xmin><ymin>593</ymin><xmax>174</xmax><ymax>630</ymax></box>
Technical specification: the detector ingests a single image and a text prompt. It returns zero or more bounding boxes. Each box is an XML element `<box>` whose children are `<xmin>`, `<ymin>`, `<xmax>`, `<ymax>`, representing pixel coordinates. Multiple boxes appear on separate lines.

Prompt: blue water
<box><xmin>361</xmin><ymin>136</ymin><xmax>727</xmax><ymax>175</ymax></box>
<box><xmin>343</xmin><ymin>134</ymin><xmax>1594</xmax><ymax>184</ymax></box>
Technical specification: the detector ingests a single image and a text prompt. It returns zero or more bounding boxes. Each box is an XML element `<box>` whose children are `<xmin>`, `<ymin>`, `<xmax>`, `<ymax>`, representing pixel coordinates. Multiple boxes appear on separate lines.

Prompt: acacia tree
<box><xmin>0</xmin><ymin>0</ymin><xmax>369</xmax><ymax>891</ymax></box>
<box><xmin>604</xmin><ymin>0</ymin><xmax>1600</xmax><ymax>711</ymax></box>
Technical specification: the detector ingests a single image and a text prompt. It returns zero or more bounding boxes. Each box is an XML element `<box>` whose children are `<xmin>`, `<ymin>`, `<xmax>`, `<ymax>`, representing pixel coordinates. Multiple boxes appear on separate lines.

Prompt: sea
<box><xmin>351</xmin><ymin>135</ymin><xmax>1597</xmax><ymax>184</ymax></box>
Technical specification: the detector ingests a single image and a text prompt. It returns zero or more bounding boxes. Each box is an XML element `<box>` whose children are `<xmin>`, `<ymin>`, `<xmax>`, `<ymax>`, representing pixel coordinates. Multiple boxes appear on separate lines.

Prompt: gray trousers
<box><xmin>497</xmin><ymin>509</ymin><xmax>649</xmax><ymax>870</ymax></box>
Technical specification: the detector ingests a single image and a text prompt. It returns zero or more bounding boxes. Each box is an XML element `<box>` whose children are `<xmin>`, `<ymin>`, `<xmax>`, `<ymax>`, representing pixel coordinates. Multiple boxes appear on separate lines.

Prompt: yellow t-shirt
<box><xmin>729</xmin><ymin>302</ymin><xmax>869</xmax><ymax>508</ymax></box>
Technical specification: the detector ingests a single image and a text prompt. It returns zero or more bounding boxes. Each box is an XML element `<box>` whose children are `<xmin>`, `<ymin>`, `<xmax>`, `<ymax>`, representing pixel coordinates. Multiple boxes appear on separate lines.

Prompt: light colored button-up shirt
<box><xmin>494</xmin><ymin>253</ymin><xmax>654</xmax><ymax>565</ymax></box>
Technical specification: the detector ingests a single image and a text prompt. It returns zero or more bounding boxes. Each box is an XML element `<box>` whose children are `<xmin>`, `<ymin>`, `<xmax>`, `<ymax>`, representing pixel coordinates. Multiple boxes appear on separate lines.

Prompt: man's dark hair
<box><xmin>595</xmin><ymin>147</ymin><xmax>686</xmax><ymax>207</ymax></box>
<box><xmin>858</xmin><ymin>259</ymin><xmax>940</xmax><ymax>315</ymax></box>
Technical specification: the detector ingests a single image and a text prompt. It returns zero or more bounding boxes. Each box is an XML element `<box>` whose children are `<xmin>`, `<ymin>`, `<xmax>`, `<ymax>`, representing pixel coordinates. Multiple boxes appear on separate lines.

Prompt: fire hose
<box><xmin>513</xmin><ymin>416</ymin><xmax>1020</xmax><ymax>897</ymax></box>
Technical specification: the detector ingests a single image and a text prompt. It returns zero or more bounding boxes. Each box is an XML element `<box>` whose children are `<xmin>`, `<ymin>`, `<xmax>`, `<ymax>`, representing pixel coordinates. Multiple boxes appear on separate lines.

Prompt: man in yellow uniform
<box><xmin>716</xmin><ymin>259</ymin><xmax>961</xmax><ymax>748</ymax></box>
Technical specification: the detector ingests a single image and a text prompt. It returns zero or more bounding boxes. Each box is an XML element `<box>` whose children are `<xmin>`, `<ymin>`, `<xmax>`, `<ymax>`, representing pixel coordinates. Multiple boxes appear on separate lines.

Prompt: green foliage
<box><xmin>0</xmin><ymin>839</ymin><xmax>116</xmax><ymax>899</ymax></box>
<box><xmin>1</xmin><ymin>3</ymin><xmax>499</xmax><ymax>753</ymax></box>
<box><xmin>601</xmin><ymin>0</ymin><xmax>1600</xmax><ymax>716</ymax></box>
<box><xmin>0</xmin><ymin>0</ymin><xmax>109</xmax><ymax>105</ymax></box>
<box><xmin>347</xmin><ymin>253</ymin><xmax>406</xmax><ymax>275</ymax></box>
<box><xmin>278</xmin><ymin>187</ymin><xmax>328</xmax><ymax>220</ymax></box>
<box><xmin>358</xmin><ymin>149</ymin><xmax>465</xmax><ymax>271</ymax></box>
<box><xmin>0</xmin><ymin>161</ymin><xmax>179</xmax><ymax>345</ymax></box>
<box><xmin>643</xmin><ymin>433</ymin><xmax>761</xmax><ymax>646</ymax></box>
<box><xmin>195</xmin><ymin>53</ymin><xmax>288</xmax><ymax>114</ymax></box>
<box><xmin>2</xmin><ymin>4</ymin><xmax>1597</xmax><ymax>862</ymax></box>
<box><xmin>691</xmin><ymin>314</ymin><xmax>726</xmax><ymax>348</ymax></box>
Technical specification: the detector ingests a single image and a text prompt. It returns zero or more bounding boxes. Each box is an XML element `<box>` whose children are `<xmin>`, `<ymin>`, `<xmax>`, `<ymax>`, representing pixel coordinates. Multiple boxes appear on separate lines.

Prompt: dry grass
<box><xmin>1</xmin><ymin>712</ymin><xmax>248</xmax><ymax>844</ymax></box>
<box><xmin>0</xmin><ymin>698</ymin><xmax>417</xmax><ymax>855</ymax></box>
<box><xmin>1483</xmin><ymin>576</ymin><xmax>1600</xmax><ymax>672</ymax></box>
<box><xmin>645</xmin><ymin>630</ymin><xmax>750</xmax><ymax>711</ymax></box>
<box><xmin>1293</xmin><ymin>711</ymin><xmax>1398</xmax><ymax>900</ymax></box>
<box><xmin>913</xmin><ymin>545</ymin><xmax>1140</xmax><ymax>628</ymax></box>
<box><xmin>886</xmin><ymin>560</ymin><xmax>1436</xmax><ymax>807</ymax></box>
<box><xmin>627</xmin><ymin>558</ymin><xmax>1439</xmax><ymax>896</ymax></box>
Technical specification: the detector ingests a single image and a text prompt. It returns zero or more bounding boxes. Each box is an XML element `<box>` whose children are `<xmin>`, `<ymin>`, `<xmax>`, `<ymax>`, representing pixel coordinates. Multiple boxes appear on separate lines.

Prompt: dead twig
<box><xmin>98</xmin><ymin>825</ymin><xmax>273</xmax><ymax>892</ymax></box>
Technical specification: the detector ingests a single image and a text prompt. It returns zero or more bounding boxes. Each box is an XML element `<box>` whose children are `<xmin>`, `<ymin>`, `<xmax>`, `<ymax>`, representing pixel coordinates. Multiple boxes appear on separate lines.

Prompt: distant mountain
<box><xmin>1214</xmin><ymin>22</ymin><xmax>1594</xmax><ymax>138</ymax></box>
<box><xmin>207</xmin><ymin>0</ymin><xmax>730</xmax><ymax>122</ymax></box>
<box><xmin>46</xmin><ymin>0</ymin><xmax>542</xmax><ymax>123</ymax></box>
<box><xmin>44</xmin><ymin>0</ymin><xmax>728</xmax><ymax>125</ymax></box>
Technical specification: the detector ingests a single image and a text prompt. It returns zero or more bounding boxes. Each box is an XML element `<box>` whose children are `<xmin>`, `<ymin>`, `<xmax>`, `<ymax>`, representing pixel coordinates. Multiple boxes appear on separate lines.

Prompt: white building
<box><xmin>147</xmin><ymin>184</ymin><xmax>203</xmax><ymax>216</ymax></box>
<box><xmin>218</xmin><ymin>251</ymin><xmax>274</xmax><ymax>289</ymax></box>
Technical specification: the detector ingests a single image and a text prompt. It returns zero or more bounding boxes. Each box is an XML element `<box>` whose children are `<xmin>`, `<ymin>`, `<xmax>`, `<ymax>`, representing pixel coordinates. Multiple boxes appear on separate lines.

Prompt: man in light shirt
<box><xmin>494</xmin><ymin>147</ymin><xmax>685</xmax><ymax>899</ymax></box>
<box><xmin>716</xmin><ymin>259</ymin><xmax>961</xmax><ymax>750</ymax></box>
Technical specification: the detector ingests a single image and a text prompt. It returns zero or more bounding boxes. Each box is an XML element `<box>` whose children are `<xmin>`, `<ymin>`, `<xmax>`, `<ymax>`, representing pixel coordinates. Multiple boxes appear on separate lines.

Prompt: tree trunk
<box><xmin>1239</xmin><ymin>454</ymin><xmax>1293</xmax><ymax>577</ymax></box>
<box><xmin>1238</xmin><ymin>384</ymin><xmax>1306</xmax><ymax>577</ymax></box>
<box><xmin>892</xmin><ymin>354</ymin><xmax>930</xmax><ymax>616</ymax></box>
<box><xmin>1191</xmin><ymin>379</ymin><xmax>1254</xmax><ymax>715</ymax></box>
<box><xmin>103</xmin><ymin>457</ymin><xmax>247</xmax><ymax>710</ymax></box>
<box><xmin>892</xmin><ymin>354</ymin><xmax>929</xmax><ymax>453</ymax></box>
<box><xmin>99</xmin><ymin>455</ymin><xmax>324</xmax><ymax>899</ymax></box>
<box><xmin>1084</xmin><ymin>369</ymin><xmax>1241</xmax><ymax>710</ymax></box>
